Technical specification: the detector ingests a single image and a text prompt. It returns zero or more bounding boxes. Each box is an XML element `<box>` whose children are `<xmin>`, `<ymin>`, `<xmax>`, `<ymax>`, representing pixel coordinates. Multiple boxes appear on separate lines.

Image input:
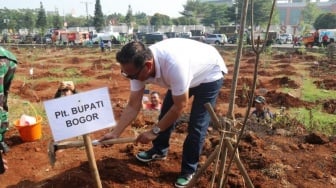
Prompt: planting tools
<box><xmin>48</xmin><ymin>137</ymin><xmax>136</xmax><ymax>166</ymax></box>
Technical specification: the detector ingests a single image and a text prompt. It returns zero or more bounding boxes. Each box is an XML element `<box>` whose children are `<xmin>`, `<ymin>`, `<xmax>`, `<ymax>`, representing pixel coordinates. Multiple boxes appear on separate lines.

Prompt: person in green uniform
<box><xmin>0</xmin><ymin>46</ymin><xmax>18</xmax><ymax>153</ymax></box>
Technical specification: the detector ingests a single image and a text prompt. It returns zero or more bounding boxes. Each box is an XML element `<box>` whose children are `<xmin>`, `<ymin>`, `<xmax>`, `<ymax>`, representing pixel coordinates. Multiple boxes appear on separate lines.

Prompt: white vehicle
<box><xmin>204</xmin><ymin>34</ymin><xmax>226</xmax><ymax>45</ymax></box>
<box><xmin>92</xmin><ymin>32</ymin><xmax>120</xmax><ymax>44</ymax></box>
<box><xmin>277</xmin><ymin>33</ymin><xmax>292</xmax><ymax>44</ymax></box>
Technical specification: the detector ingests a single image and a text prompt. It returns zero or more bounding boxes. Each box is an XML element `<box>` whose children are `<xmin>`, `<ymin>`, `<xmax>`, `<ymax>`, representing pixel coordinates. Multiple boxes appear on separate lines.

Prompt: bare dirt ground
<box><xmin>0</xmin><ymin>45</ymin><xmax>335</xmax><ymax>188</ymax></box>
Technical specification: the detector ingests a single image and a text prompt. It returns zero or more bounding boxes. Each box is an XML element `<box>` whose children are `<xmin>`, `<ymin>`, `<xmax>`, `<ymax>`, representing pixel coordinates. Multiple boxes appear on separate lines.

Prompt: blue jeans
<box><xmin>152</xmin><ymin>78</ymin><xmax>224</xmax><ymax>176</ymax></box>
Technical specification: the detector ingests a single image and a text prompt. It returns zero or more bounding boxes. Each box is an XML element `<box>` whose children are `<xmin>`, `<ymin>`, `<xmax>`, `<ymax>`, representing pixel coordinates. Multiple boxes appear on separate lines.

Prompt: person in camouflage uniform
<box><xmin>250</xmin><ymin>96</ymin><xmax>273</xmax><ymax>125</ymax></box>
<box><xmin>0</xmin><ymin>46</ymin><xmax>17</xmax><ymax>153</ymax></box>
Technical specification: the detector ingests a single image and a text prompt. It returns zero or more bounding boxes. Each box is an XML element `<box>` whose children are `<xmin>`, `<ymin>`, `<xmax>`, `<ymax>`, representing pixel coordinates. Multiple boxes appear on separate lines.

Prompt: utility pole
<box><xmin>81</xmin><ymin>1</ymin><xmax>92</xmax><ymax>31</ymax></box>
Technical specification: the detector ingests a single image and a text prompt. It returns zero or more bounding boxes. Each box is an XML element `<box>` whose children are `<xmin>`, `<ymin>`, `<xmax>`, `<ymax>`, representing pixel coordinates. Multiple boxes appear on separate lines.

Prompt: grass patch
<box><xmin>281</xmin><ymin>87</ymin><xmax>293</xmax><ymax>94</ymax></box>
<box><xmin>13</xmin><ymin>73</ymin><xmax>91</xmax><ymax>85</ymax></box>
<box><xmin>290</xmin><ymin>106</ymin><xmax>336</xmax><ymax>135</ymax></box>
<box><xmin>301</xmin><ymin>78</ymin><xmax>336</xmax><ymax>102</ymax></box>
<box><xmin>53</xmin><ymin>67</ymin><xmax>81</xmax><ymax>76</ymax></box>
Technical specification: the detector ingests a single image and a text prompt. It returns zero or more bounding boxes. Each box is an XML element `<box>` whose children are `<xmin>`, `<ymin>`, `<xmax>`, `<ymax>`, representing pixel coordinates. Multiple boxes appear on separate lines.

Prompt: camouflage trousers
<box><xmin>0</xmin><ymin>58</ymin><xmax>17</xmax><ymax>141</ymax></box>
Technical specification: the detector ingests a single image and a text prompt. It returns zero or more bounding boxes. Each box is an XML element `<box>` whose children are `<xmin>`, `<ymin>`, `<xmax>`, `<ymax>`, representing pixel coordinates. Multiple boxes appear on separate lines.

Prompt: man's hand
<box><xmin>136</xmin><ymin>130</ymin><xmax>158</xmax><ymax>144</ymax></box>
<box><xmin>98</xmin><ymin>132</ymin><xmax>118</xmax><ymax>142</ymax></box>
<box><xmin>97</xmin><ymin>131</ymin><xmax>119</xmax><ymax>147</ymax></box>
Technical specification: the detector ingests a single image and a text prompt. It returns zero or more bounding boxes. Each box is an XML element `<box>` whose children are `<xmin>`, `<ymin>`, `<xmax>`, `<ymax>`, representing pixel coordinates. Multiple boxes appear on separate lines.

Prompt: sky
<box><xmin>1</xmin><ymin>0</ymin><xmax>188</xmax><ymax>18</ymax></box>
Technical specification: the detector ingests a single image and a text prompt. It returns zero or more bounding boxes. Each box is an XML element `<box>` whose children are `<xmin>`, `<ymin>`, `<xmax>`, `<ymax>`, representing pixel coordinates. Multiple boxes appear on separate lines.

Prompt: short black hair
<box><xmin>116</xmin><ymin>41</ymin><xmax>153</xmax><ymax>69</ymax></box>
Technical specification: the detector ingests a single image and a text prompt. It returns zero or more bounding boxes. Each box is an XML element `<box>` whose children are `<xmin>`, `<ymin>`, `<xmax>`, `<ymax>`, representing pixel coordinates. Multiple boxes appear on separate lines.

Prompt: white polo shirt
<box><xmin>130</xmin><ymin>38</ymin><xmax>228</xmax><ymax>96</ymax></box>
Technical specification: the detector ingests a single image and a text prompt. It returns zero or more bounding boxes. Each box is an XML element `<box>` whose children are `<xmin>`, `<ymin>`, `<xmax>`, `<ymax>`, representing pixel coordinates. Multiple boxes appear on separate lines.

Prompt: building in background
<box><xmin>277</xmin><ymin>0</ymin><xmax>336</xmax><ymax>25</ymax></box>
<box><xmin>201</xmin><ymin>0</ymin><xmax>336</xmax><ymax>26</ymax></box>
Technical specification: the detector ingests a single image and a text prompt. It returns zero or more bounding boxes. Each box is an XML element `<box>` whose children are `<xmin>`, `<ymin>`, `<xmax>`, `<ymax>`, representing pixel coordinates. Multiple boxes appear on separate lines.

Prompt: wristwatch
<box><xmin>152</xmin><ymin>125</ymin><xmax>161</xmax><ymax>135</ymax></box>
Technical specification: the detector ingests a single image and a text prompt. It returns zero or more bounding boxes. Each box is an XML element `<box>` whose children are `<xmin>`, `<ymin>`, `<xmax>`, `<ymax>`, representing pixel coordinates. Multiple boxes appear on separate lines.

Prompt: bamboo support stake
<box><xmin>225</xmin><ymin>139</ymin><xmax>253</xmax><ymax>188</ymax></box>
<box><xmin>83</xmin><ymin>134</ymin><xmax>102</xmax><ymax>188</ymax></box>
<box><xmin>204</xmin><ymin>103</ymin><xmax>228</xmax><ymax>188</ymax></box>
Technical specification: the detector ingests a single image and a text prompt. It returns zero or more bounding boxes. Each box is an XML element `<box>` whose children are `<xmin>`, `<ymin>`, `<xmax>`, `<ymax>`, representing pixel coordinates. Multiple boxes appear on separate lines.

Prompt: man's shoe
<box><xmin>174</xmin><ymin>173</ymin><xmax>194</xmax><ymax>188</ymax></box>
<box><xmin>136</xmin><ymin>148</ymin><xmax>167</xmax><ymax>163</ymax></box>
<box><xmin>0</xmin><ymin>142</ymin><xmax>10</xmax><ymax>153</ymax></box>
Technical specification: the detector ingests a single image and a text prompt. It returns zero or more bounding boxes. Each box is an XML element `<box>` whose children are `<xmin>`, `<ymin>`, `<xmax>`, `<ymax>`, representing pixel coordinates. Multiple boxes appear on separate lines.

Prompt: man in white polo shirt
<box><xmin>99</xmin><ymin>38</ymin><xmax>227</xmax><ymax>187</ymax></box>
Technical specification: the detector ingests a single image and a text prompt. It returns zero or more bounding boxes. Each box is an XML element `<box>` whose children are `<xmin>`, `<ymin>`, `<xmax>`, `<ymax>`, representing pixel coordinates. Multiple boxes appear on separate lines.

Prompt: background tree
<box><xmin>299</xmin><ymin>2</ymin><xmax>323</xmax><ymax>34</ymax></box>
<box><xmin>0</xmin><ymin>9</ymin><xmax>10</xmax><ymax>31</ymax></box>
<box><xmin>226</xmin><ymin>4</ymin><xmax>238</xmax><ymax>25</ymax></box>
<box><xmin>9</xmin><ymin>9</ymin><xmax>21</xmax><ymax>33</ymax></box>
<box><xmin>301</xmin><ymin>2</ymin><xmax>322</xmax><ymax>25</ymax></box>
<box><xmin>0</xmin><ymin>8</ymin><xmax>36</xmax><ymax>34</ymax></box>
<box><xmin>0</xmin><ymin>7</ymin><xmax>90</xmax><ymax>34</ymax></box>
<box><xmin>150</xmin><ymin>13</ymin><xmax>171</xmax><ymax>31</ymax></box>
<box><xmin>52</xmin><ymin>10</ymin><xmax>63</xmax><ymax>29</ymax></box>
<box><xmin>36</xmin><ymin>2</ymin><xmax>47</xmax><ymax>34</ymax></box>
<box><xmin>251</xmin><ymin>0</ymin><xmax>279</xmax><ymax>27</ymax></box>
<box><xmin>134</xmin><ymin>12</ymin><xmax>149</xmax><ymax>26</ymax></box>
<box><xmin>104</xmin><ymin>14</ymin><xmax>112</xmax><ymax>26</ymax></box>
<box><xmin>132</xmin><ymin>12</ymin><xmax>149</xmax><ymax>31</ymax></box>
<box><xmin>180</xmin><ymin>0</ymin><xmax>204</xmax><ymax>25</ymax></box>
<box><xmin>172</xmin><ymin>16</ymin><xmax>197</xmax><ymax>25</ymax></box>
<box><xmin>314</xmin><ymin>12</ymin><xmax>336</xmax><ymax>29</ymax></box>
<box><xmin>201</xmin><ymin>3</ymin><xmax>229</xmax><ymax>30</ymax></box>
<box><xmin>108</xmin><ymin>13</ymin><xmax>125</xmax><ymax>25</ymax></box>
<box><xmin>22</xmin><ymin>10</ymin><xmax>36</xmax><ymax>34</ymax></box>
<box><xmin>64</xmin><ymin>15</ymin><xmax>87</xmax><ymax>28</ymax></box>
<box><xmin>93</xmin><ymin>0</ymin><xmax>104</xmax><ymax>32</ymax></box>
<box><xmin>236</xmin><ymin>0</ymin><xmax>279</xmax><ymax>29</ymax></box>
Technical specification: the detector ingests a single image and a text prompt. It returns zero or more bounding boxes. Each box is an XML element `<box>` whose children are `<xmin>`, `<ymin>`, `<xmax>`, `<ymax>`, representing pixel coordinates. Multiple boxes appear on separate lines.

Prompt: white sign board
<box><xmin>44</xmin><ymin>87</ymin><xmax>116</xmax><ymax>142</ymax></box>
